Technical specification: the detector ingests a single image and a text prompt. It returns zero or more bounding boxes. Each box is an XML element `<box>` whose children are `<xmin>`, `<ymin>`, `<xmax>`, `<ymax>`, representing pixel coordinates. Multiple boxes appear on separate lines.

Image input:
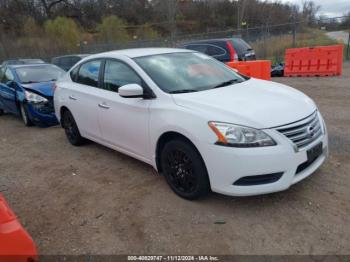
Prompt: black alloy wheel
<box><xmin>62</xmin><ymin>110</ymin><xmax>85</xmax><ymax>146</ymax></box>
<box><xmin>161</xmin><ymin>139</ymin><xmax>210</xmax><ymax>200</ymax></box>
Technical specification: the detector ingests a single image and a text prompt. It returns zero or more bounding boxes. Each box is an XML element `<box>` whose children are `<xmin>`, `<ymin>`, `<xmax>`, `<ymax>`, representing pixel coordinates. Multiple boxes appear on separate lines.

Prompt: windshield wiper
<box><xmin>169</xmin><ymin>89</ymin><xmax>199</xmax><ymax>94</ymax></box>
<box><xmin>213</xmin><ymin>79</ymin><xmax>240</xmax><ymax>89</ymax></box>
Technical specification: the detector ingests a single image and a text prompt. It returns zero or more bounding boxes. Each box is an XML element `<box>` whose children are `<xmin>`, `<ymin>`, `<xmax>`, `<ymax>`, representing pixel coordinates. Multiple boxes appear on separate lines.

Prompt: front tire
<box><xmin>62</xmin><ymin>110</ymin><xmax>86</xmax><ymax>146</ymax></box>
<box><xmin>0</xmin><ymin>109</ymin><xmax>3</xmax><ymax>116</ymax></box>
<box><xmin>161</xmin><ymin>139</ymin><xmax>210</xmax><ymax>200</ymax></box>
<box><xmin>20</xmin><ymin>103</ymin><xmax>33</xmax><ymax>126</ymax></box>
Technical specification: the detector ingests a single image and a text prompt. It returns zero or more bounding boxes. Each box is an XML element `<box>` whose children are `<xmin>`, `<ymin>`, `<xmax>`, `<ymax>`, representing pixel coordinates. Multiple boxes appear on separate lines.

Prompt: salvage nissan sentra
<box><xmin>54</xmin><ymin>48</ymin><xmax>328</xmax><ymax>199</ymax></box>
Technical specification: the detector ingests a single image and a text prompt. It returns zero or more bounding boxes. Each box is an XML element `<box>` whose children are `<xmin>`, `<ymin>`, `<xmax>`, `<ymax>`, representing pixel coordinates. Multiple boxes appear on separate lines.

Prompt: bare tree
<box><xmin>302</xmin><ymin>0</ymin><xmax>320</xmax><ymax>25</ymax></box>
<box><xmin>39</xmin><ymin>0</ymin><xmax>67</xmax><ymax>18</ymax></box>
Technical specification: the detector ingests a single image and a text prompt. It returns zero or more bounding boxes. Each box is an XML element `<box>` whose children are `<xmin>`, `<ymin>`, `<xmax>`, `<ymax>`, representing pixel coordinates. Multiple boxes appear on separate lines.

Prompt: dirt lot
<box><xmin>1</xmin><ymin>63</ymin><xmax>350</xmax><ymax>255</ymax></box>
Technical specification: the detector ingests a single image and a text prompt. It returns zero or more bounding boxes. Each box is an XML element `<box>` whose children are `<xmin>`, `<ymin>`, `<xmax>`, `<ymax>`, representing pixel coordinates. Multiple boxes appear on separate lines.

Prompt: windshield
<box><xmin>134</xmin><ymin>52</ymin><xmax>246</xmax><ymax>93</ymax></box>
<box><xmin>16</xmin><ymin>65</ymin><xmax>65</xmax><ymax>84</ymax></box>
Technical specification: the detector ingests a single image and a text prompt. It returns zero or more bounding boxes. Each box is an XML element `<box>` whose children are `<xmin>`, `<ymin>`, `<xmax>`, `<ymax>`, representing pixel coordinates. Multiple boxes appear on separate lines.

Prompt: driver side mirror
<box><xmin>119</xmin><ymin>84</ymin><xmax>144</xmax><ymax>98</ymax></box>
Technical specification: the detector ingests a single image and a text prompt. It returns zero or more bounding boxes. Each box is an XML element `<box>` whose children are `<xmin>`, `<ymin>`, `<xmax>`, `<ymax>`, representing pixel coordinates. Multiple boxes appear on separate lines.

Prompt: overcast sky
<box><xmin>278</xmin><ymin>0</ymin><xmax>350</xmax><ymax>17</ymax></box>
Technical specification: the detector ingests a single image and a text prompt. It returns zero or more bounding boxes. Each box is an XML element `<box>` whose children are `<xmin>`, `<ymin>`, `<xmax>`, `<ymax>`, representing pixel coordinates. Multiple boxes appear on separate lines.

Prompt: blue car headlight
<box><xmin>25</xmin><ymin>90</ymin><xmax>48</xmax><ymax>104</ymax></box>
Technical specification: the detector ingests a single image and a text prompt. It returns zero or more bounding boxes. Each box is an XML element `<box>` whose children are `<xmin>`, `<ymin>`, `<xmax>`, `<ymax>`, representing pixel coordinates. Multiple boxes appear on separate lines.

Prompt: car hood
<box><xmin>172</xmin><ymin>78</ymin><xmax>317</xmax><ymax>129</ymax></box>
<box><xmin>22</xmin><ymin>82</ymin><xmax>55</xmax><ymax>97</ymax></box>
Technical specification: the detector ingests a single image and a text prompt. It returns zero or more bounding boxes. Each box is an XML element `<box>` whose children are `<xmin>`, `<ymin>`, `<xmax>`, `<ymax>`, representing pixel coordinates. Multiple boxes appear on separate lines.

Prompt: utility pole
<box><xmin>292</xmin><ymin>14</ymin><xmax>297</xmax><ymax>48</ymax></box>
<box><xmin>168</xmin><ymin>0</ymin><xmax>177</xmax><ymax>46</ymax></box>
<box><xmin>347</xmin><ymin>32</ymin><xmax>350</xmax><ymax>60</ymax></box>
<box><xmin>237</xmin><ymin>0</ymin><xmax>240</xmax><ymax>35</ymax></box>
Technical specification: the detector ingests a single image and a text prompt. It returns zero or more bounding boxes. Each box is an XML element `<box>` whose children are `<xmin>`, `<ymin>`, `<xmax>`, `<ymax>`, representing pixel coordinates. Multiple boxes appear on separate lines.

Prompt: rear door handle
<box><xmin>98</xmin><ymin>103</ymin><xmax>110</xmax><ymax>109</ymax></box>
<box><xmin>69</xmin><ymin>95</ymin><xmax>77</xmax><ymax>101</ymax></box>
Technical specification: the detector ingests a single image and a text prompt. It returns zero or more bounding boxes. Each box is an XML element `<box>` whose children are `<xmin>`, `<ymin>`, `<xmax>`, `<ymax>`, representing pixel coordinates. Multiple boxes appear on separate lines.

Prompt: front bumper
<box><xmin>26</xmin><ymin>103</ymin><xmax>59</xmax><ymax>127</ymax></box>
<box><xmin>198</xmin><ymin>122</ymin><xmax>328</xmax><ymax>197</ymax></box>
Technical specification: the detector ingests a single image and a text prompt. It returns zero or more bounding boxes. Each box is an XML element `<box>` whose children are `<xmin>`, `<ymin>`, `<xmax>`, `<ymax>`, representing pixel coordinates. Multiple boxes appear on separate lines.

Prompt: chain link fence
<box><xmin>80</xmin><ymin>22</ymin><xmax>348</xmax><ymax>63</ymax></box>
<box><xmin>0</xmin><ymin>18</ymin><xmax>349</xmax><ymax>63</ymax></box>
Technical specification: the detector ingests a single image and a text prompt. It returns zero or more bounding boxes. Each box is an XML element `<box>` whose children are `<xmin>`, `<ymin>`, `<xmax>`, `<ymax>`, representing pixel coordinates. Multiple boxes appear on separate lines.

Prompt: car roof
<box><xmin>8</xmin><ymin>63</ymin><xmax>56</xmax><ymax>69</ymax></box>
<box><xmin>2</xmin><ymin>59</ymin><xmax>45</xmax><ymax>66</ymax></box>
<box><xmin>182</xmin><ymin>38</ymin><xmax>242</xmax><ymax>44</ymax></box>
<box><xmin>53</xmin><ymin>54</ymin><xmax>90</xmax><ymax>59</ymax></box>
<box><xmin>87</xmin><ymin>48</ymin><xmax>193</xmax><ymax>59</ymax></box>
<box><xmin>19</xmin><ymin>58</ymin><xmax>44</xmax><ymax>61</ymax></box>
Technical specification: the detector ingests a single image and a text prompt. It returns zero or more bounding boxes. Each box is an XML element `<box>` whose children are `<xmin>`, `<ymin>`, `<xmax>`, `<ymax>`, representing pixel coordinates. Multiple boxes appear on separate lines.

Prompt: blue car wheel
<box><xmin>20</xmin><ymin>103</ymin><xmax>33</xmax><ymax>127</ymax></box>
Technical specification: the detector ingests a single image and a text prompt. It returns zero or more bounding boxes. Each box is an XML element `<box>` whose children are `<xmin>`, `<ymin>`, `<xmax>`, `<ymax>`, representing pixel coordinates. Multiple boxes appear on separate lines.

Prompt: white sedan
<box><xmin>54</xmin><ymin>48</ymin><xmax>328</xmax><ymax>199</ymax></box>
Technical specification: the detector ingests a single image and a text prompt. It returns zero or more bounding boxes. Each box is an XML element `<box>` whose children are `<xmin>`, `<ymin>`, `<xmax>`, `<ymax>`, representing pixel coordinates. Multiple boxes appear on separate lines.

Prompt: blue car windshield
<box><xmin>16</xmin><ymin>65</ymin><xmax>65</xmax><ymax>84</ymax></box>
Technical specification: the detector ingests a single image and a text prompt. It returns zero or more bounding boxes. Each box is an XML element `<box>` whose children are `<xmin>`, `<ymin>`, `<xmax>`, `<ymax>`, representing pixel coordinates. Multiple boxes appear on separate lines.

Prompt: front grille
<box><xmin>32</xmin><ymin>99</ymin><xmax>55</xmax><ymax>114</ymax></box>
<box><xmin>276</xmin><ymin>111</ymin><xmax>323</xmax><ymax>150</ymax></box>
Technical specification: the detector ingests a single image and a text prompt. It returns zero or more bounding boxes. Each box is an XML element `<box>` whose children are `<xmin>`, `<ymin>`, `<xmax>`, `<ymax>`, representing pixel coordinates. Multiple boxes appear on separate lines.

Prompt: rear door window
<box><xmin>77</xmin><ymin>60</ymin><xmax>102</xmax><ymax>88</ymax></box>
<box><xmin>185</xmin><ymin>44</ymin><xmax>209</xmax><ymax>54</ymax></box>
<box><xmin>206</xmin><ymin>45</ymin><xmax>226</xmax><ymax>57</ymax></box>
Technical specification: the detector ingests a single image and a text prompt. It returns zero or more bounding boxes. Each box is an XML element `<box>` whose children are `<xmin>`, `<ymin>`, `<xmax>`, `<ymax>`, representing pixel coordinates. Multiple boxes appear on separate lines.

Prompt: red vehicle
<box><xmin>0</xmin><ymin>194</ymin><xmax>37</xmax><ymax>262</ymax></box>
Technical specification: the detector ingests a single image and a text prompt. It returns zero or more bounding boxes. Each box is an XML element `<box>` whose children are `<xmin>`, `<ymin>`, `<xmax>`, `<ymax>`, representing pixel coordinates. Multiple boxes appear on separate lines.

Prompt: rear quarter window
<box><xmin>76</xmin><ymin>60</ymin><xmax>101</xmax><ymax>87</ymax></box>
<box><xmin>231</xmin><ymin>39</ymin><xmax>252</xmax><ymax>55</ymax></box>
<box><xmin>70</xmin><ymin>65</ymin><xmax>79</xmax><ymax>82</ymax></box>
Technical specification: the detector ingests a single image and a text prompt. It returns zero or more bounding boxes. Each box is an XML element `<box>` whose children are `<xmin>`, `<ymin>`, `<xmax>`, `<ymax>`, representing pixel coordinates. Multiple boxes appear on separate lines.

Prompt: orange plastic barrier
<box><xmin>284</xmin><ymin>45</ymin><xmax>343</xmax><ymax>77</ymax></box>
<box><xmin>226</xmin><ymin>60</ymin><xmax>271</xmax><ymax>80</ymax></box>
<box><xmin>0</xmin><ymin>194</ymin><xmax>37</xmax><ymax>262</ymax></box>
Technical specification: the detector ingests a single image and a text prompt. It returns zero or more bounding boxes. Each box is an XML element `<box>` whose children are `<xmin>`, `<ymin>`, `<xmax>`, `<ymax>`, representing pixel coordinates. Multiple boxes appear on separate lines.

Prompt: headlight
<box><xmin>209</xmin><ymin>122</ymin><xmax>276</xmax><ymax>147</ymax></box>
<box><xmin>25</xmin><ymin>91</ymin><xmax>48</xmax><ymax>103</ymax></box>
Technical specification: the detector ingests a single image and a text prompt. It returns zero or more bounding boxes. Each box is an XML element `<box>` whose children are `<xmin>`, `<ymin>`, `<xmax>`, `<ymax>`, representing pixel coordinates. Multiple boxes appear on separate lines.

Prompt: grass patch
<box><xmin>251</xmin><ymin>28</ymin><xmax>340</xmax><ymax>63</ymax></box>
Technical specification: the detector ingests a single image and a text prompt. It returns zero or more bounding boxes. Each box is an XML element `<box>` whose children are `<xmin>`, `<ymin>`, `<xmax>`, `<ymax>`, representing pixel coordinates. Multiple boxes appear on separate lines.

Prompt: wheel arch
<box><xmin>155</xmin><ymin>131</ymin><xmax>205</xmax><ymax>173</ymax></box>
<box><xmin>15</xmin><ymin>89</ymin><xmax>25</xmax><ymax>114</ymax></box>
<box><xmin>59</xmin><ymin>106</ymin><xmax>70</xmax><ymax>127</ymax></box>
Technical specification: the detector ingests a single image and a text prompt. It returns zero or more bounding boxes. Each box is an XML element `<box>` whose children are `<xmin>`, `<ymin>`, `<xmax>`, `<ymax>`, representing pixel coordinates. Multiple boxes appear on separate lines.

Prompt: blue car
<box><xmin>0</xmin><ymin>64</ymin><xmax>65</xmax><ymax>127</ymax></box>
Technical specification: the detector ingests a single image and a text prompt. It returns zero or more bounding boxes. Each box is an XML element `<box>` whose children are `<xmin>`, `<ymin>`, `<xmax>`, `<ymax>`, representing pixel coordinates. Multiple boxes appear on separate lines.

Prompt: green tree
<box><xmin>97</xmin><ymin>16</ymin><xmax>131</xmax><ymax>43</ymax></box>
<box><xmin>44</xmin><ymin>16</ymin><xmax>80</xmax><ymax>51</ymax></box>
<box><xmin>135</xmin><ymin>24</ymin><xmax>160</xmax><ymax>40</ymax></box>
<box><xmin>22</xmin><ymin>17</ymin><xmax>42</xmax><ymax>37</ymax></box>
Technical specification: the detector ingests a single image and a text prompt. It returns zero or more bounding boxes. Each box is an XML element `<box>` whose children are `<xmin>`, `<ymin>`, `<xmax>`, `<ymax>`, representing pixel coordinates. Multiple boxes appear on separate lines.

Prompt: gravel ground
<box><xmin>0</xmin><ymin>63</ymin><xmax>349</xmax><ymax>255</ymax></box>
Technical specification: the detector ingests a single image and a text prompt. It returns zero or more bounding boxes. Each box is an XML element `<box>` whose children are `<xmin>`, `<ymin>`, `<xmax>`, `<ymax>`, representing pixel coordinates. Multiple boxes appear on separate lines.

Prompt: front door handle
<box><xmin>69</xmin><ymin>95</ymin><xmax>77</xmax><ymax>101</ymax></box>
<box><xmin>98</xmin><ymin>103</ymin><xmax>110</xmax><ymax>109</ymax></box>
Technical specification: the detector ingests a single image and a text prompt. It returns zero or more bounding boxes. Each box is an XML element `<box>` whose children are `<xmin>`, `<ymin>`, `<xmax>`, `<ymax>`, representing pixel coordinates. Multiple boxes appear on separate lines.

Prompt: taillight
<box><xmin>226</xmin><ymin>41</ymin><xmax>236</xmax><ymax>62</ymax></box>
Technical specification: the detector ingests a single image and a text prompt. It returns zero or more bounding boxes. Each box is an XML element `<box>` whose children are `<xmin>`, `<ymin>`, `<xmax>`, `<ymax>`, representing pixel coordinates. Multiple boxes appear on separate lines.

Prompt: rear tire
<box><xmin>0</xmin><ymin>109</ymin><xmax>3</xmax><ymax>116</ymax></box>
<box><xmin>62</xmin><ymin>110</ymin><xmax>86</xmax><ymax>146</ymax></box>
<box><xmin>20</xmin><ymin>103</ymin><xmax>33</xmax><ymax>127</ymax></box>
<box><xmin>161</xmin><ymin>139</ymin><xmax>210</xmax><ymax>200</ymax></box>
